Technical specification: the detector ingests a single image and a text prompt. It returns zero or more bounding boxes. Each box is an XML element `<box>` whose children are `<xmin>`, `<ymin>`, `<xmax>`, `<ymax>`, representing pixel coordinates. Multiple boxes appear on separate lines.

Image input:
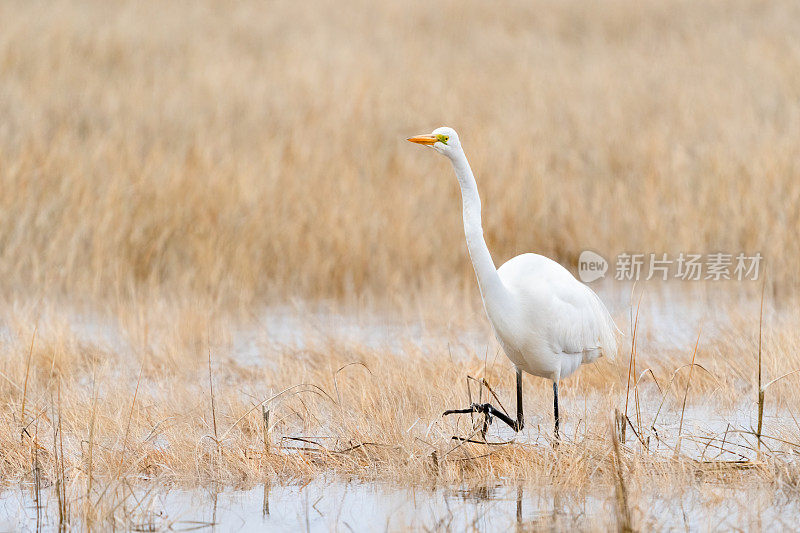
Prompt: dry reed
<box><xmin>0</xmin><ymin>296</ymin><xmax>798</xmax><ymax>528</ymax></box>
<box><xmin>0</xmin><ymin>0</ymin><xmax>798</xmax><ymax>307</ymax></box>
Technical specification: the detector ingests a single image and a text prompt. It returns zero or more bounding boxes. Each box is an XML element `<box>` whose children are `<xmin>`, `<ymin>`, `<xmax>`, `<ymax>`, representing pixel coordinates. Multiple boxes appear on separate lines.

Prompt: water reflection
<box><xmin>3</xmin><ymin>477</ymin><xmax>799</xmax><ymax>531</ymax></box>
<box><xmin>2</xmin><ymin>480</ymin><xmax>591</xmax><ymax>532</ymax></box>
<box><xmin>263</xmin><ymin>480</ymin><xmax>270</xmax><ymax>517</ymax></box>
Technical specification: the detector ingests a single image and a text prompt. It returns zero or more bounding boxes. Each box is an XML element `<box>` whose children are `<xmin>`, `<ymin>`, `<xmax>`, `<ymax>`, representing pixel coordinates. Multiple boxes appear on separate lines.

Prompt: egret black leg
<box><xmin>443</xmin><ymin>368</ymin><xmax>524</xmax><ymax>432</ymax></box>
<box><xmin>553</xmin><ymin>380</ymin><xmax>560</xmax><ymax>440</ymax></box>
<box><xmin>515</xmin><ymin>368</ymin><xmax>524</xmax><ymax>430</ymax></box>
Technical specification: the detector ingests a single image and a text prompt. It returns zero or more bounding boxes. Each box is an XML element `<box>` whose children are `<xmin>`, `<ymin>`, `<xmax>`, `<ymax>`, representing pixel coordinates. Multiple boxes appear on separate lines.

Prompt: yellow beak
<box><xmin>407</xmin><ymin>134</ymin><xmax>438</xmax><ymax>146</ymax></box>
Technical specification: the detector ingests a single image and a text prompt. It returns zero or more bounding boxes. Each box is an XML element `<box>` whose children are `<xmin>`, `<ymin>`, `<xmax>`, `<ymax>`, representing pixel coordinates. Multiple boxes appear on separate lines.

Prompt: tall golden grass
<box><xmin>1</xmin><ymin>0</ymin><xmax>798</xmax><ymax>306</ymax></box>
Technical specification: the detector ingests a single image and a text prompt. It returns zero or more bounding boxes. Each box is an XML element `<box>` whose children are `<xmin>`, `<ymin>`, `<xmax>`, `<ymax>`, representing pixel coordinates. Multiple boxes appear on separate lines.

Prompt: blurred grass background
<box><xmin>1</xmin><ymin>0</ymin><xmax>798</xmax><ymax>306</ymax></box>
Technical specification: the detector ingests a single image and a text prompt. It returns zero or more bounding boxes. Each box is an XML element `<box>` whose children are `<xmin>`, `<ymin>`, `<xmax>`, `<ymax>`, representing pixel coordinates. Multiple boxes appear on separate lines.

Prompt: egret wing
<box><xmin>547</xmin><ymin>281</ymin><xmax>618</xmax><ymax>361</ymax></box>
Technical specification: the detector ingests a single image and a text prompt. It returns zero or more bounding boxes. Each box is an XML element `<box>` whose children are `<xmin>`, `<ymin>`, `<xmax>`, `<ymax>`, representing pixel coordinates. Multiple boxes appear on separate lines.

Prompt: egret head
<box><xmin>407</xmin><ymin>126</ymin><xmax>461</xmax><ymax>158</ymax></box>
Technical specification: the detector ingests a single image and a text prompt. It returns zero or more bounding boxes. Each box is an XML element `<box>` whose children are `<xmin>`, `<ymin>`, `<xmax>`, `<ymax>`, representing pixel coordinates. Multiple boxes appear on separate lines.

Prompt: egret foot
<box><xmin>443</xmin><ymin>403</ymin><xmax>522</xmax><ymax>432</ymax></box>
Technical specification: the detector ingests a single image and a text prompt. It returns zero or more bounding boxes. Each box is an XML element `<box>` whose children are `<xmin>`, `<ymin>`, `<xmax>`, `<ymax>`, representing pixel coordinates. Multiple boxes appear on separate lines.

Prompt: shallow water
<box><xmin>4</xmin><ymin>285</ymin><xmax>765</xmax><ymax>368</ymax></box>
<box><xmin>0</xmin><ymin>480</ymin><xmax>595</xmax><ymax>532</ymax></box>
<box><xmin>3</xmin><ymin>475</ymin><xmax>799</xmax><ymax>532</ymax></box>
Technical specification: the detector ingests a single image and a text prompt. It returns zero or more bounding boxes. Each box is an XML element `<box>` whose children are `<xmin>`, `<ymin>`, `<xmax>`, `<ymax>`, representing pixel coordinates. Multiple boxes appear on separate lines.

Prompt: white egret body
<box><xmin>409</xmin><ymin>127</ymin><xmax>617</xmax><ymax>436</ymax></box>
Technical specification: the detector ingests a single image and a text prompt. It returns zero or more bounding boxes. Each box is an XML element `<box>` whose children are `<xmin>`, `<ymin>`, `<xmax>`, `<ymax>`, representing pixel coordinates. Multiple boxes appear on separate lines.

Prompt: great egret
<box><xmin>408</xmin><ymin>127</ymin><xmax>617</xmax><ymax>438</ymax></box>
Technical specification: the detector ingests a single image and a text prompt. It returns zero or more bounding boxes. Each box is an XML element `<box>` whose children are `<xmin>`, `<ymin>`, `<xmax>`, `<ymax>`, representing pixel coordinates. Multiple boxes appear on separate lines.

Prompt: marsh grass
<box><xmin>0</xmin><ymin>0</ymin><xmax>799</xmax><ymax>305</ymax></box>
<box><xmin>2</xmin><ymin>294</ymin><xmax>800</xmax><ymax>529</ymax></box>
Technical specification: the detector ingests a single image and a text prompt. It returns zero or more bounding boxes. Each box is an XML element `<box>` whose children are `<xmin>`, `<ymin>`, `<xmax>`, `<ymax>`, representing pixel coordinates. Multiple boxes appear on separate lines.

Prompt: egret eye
<box><xmin>436</xmin><ymin>134</ymin><xmax>449</xmax><ymax>144</ymax></box>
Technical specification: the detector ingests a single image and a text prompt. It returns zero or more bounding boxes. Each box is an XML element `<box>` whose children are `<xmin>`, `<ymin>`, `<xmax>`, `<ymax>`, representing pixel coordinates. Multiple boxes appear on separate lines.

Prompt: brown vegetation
<box><xmin>0</xmin><ymin>0</ymin><xmax>799</xmax><ymax>305</ymax></box>
<box><xmin>1</xmin><ymin>297</ymin><xmax>800</xmax><ymax>528</ymax></box>
<box><xmin>1</xmin><ymin>0</ymin><xmax>800</xmax><ymax>529</ymax></box>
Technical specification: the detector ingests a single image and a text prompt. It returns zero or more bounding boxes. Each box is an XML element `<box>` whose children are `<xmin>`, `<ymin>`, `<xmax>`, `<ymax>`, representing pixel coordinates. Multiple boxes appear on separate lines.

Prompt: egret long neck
<box><xmin>450</xmin><ymin>150</ymin><xmax>508</xmax><ymax>306</ymax></box>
